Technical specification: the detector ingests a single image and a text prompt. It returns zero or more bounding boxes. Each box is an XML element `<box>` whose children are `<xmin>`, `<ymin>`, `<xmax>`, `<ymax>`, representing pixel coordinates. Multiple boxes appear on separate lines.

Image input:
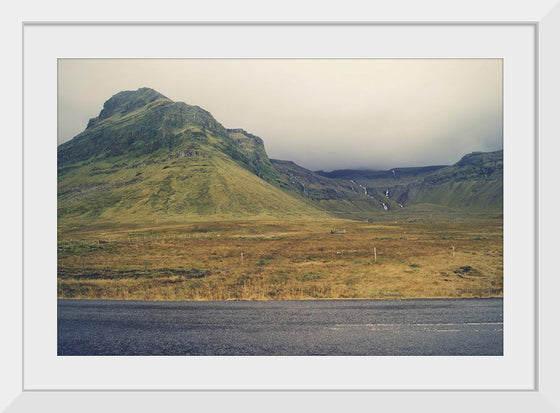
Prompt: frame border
<box><xmin>20</xmin><ymin>20</ymin><xmax>541</xmax><ymax>395</ymax></box>
<box><xmin>5</xmin><ymin>1</ymin><xmax>558</xmax><ymax>409</ymax></box>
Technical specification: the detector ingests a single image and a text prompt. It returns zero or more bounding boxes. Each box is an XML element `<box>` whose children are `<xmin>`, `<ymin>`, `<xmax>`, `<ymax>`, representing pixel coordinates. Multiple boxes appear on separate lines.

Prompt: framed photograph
<box><xmin>4</xmin><ymin>0</ymin><xmax>559</xmax><ymax>410</ymax></box>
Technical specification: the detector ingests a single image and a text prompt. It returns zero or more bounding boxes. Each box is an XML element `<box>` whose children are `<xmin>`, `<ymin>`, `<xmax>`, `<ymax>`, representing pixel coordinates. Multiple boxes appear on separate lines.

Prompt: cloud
<box><xmin>58</xmin><ymin>59</ymin><xmax>502</xmax><ymax>171</ymax></box>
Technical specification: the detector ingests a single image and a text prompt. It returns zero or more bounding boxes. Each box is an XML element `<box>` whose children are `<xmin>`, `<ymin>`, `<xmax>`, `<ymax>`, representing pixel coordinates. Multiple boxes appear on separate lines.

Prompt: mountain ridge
<box><xmin>302</xmin><ymin>150</ymin><xmax>503</xmax><ymax>212</ymax></box>
<box><xmin>58</xmin><ymin>87</ymin><xmax>503</xmax><ymax>224</ymax></box>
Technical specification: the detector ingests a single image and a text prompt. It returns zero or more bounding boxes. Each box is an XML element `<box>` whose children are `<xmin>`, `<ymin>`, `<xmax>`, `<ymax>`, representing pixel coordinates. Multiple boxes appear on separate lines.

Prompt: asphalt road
<box><xmin>58</xmin><ymin>298</ymin><xmax>503</xmax><ymax>356</ymax></box>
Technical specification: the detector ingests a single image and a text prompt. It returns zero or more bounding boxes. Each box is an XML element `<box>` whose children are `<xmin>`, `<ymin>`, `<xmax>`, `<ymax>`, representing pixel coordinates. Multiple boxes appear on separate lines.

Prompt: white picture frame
<box><xmin>4</xmin><ymin>0</ymin><xmax>559</xmax><ymax>410</ymax></box>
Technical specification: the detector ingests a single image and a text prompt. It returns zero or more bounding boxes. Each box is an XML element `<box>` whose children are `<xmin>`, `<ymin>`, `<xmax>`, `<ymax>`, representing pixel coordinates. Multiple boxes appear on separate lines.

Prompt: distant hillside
<box><xmin>311</xmin><ymin>150</ymin><xmax>503</xmax><ymax>211</ymax></box>
<box><xmin>271</xmin><ymin>159</ymin><xmax>402</xmax><ymax>218</ymax></box>
<box><xmin>386</xmin><ymin>150</ymin><xmax>503</xmax><ymax>209</ymax></box>
<box><xmin>316</xmin><ymin>165</ymin><xmax>447</xmax><ymax>186</ymax></box>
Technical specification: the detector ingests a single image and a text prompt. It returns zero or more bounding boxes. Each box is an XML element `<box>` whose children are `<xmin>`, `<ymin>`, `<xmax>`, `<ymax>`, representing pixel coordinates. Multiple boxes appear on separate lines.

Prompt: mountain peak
<box><xmin>87</xmin><ymin>87</ymin><xmax>171</xmax><ymax>128</ymax></box>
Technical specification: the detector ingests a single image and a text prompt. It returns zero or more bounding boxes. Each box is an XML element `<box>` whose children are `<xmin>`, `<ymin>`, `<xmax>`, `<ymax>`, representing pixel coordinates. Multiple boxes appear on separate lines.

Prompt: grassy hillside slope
<box><xmin>58</xmin><ymin>88</ymin><xmax>321</xmax><ymax>225</ymax></box>
<box><xmin>384</xmin><ymin>151</ymin><xmax>503</xmax><ymax>209</ymax></box>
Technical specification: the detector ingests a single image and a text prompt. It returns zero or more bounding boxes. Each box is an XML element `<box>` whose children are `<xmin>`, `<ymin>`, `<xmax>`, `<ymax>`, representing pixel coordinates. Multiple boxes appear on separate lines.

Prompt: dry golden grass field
<box><xmin>57</xmin><ymin>219</ymin><xmax>503</xmax><ymax>300</ymax></box>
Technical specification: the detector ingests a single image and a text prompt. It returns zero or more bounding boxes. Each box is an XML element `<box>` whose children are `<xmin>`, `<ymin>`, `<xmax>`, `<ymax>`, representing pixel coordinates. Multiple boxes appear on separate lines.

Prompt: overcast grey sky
<box><xmin>58</xmin><ymin>59</ymin><xmax>502</xmax><ymax>171</ymax></box>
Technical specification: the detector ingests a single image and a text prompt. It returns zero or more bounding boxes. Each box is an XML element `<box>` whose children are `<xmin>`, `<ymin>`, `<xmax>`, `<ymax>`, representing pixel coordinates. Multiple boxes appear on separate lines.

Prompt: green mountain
<box><xmin>311</xmin><ymin>150</ymin><xmax>503</xmax><ymax>211</ymax></box>
<box><xmin>57</xmin><ymin>88</ymin><xmax>321</xmax><ymax>224</ymax></box>
<box><xmin>386</xmin><ymin>150</ymin><xmax>503</xmax><ymax>209</ymax></box>
<box><xmin>58</xmin><ymin>87</ymin><xmax>502</xmax><ymax>225</ymax></box>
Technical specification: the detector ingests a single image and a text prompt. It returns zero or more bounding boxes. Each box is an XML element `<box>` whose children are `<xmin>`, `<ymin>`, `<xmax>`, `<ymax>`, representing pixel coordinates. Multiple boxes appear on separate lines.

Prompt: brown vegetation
<box><xmin>57</xmin><ymin>219</ymin><xmax>503</xmax><ymax>300</ymax></box>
